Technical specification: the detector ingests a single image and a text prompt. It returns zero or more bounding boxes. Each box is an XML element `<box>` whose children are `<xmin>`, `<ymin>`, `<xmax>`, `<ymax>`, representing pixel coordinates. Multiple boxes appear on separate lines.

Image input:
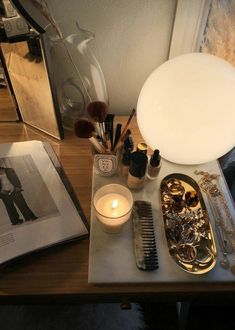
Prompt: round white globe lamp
<box><xmin>137</xmin><ymin>53</ymin><xmax>235</xmax><ymax>164</ymax></box>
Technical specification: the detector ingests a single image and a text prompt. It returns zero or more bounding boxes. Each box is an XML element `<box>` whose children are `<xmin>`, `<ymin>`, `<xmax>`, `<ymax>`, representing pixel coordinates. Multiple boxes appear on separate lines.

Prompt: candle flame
<box><xmin>111</xmin><ymin>199</ymin><xmax>119</xmax><ymax>209</ymax></box>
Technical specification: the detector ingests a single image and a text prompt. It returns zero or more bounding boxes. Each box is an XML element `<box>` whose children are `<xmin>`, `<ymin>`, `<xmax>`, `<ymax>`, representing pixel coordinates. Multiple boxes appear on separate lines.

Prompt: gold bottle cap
<box><xmin>137</xmin><ymin>142</ymin><xmax>148</xmax><ymax>154</ymax></box>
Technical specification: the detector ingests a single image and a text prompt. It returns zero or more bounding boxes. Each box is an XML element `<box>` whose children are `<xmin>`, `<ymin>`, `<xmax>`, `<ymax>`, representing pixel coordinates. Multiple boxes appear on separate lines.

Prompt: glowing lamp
<box><xmin>137</xmin><ymin>53</ymin><xmax>235</xmax><ymax>164</ymax></box>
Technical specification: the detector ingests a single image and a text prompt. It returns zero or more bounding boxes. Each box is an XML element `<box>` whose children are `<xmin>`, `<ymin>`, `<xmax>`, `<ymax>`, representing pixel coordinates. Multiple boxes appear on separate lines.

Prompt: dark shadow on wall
<box><xmin>219</xmin><ymin>147</ymin><xmax>235</xmax><ymax>203</ymax></box>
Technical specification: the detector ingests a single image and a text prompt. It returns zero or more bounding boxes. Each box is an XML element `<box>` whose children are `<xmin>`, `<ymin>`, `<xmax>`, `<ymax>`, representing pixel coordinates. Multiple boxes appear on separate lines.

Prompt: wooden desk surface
<box><xmin>0</xmin><ymin>118</ymin><xmax>234</xmax><ymax>304</ymax></box>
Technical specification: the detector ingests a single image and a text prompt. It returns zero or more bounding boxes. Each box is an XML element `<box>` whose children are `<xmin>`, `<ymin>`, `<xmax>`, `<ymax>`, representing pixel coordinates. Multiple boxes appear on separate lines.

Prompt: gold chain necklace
<box><xmin>195</xmin><ymin>171</ymin><xmax>235</xmax><ymax>270</ymax></box>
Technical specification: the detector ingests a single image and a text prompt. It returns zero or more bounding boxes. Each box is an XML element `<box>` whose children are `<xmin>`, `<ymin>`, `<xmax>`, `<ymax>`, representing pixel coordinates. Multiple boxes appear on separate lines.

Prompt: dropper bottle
<box><xmin>147</xmin><ymin>149</ymin><xmax>161</xmax><ymax>180</ymax></box>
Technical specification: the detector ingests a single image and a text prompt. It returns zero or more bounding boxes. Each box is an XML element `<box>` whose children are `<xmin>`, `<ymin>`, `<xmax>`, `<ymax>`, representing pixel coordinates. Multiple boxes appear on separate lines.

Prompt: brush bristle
<box><xmin>74</xmin><ymin>119</ymin><xmax>95</xmax><ymax>138</ymax></box>
<box><xmin>87</xmin><ymin>101</ymin><xmax>108</xmax><ymax>123</ymax></box>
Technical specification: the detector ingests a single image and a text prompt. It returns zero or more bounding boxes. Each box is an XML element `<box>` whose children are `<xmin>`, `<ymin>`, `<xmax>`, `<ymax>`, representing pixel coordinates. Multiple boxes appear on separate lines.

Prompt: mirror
<box><xmin>0</xmin><ymin>0</ymin><xmax>64</xmax><ymax>139</ymax></box>
<box><xmin>0</xmin><ymin>53</ymin><xmax>19</xmax><ymax>121</ymax></box>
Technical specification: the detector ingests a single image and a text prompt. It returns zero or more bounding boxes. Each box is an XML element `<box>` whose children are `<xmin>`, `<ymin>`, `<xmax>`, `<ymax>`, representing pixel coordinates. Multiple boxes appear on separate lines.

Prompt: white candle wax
<box><xmin>95</xmin><ymin>193</ymin><xmax>130</xmax><ymax>219</ymax></box>
<box><xmin>93</xmin><ymin>184</ymin><xmax>133</xmax><ymax>233</ymax></box>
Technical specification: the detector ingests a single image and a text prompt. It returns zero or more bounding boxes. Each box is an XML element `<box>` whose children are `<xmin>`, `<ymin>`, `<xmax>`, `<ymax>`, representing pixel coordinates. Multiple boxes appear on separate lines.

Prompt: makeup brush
<box><xmin>105</xmin><ymin>131</ymin><xmax>112</xmax><ymax>152</ymax></box>
<box><xmin>87</xmin><ymin>101</ymin><xmax>108</xmax><ymax>142</ymax></box>
<box><xmin>112</xmin><ymin>123</ymin><xmax>122</xmax><ymax>150</ymax></box>
<box><xmin>113</xmin><ymin>129</ymin><xmax>131</xmax><ymax>153</ymax></box>
<box><xmin>74</xmin><ymin>119</ymin><xmax>106</xmax><ymax>154</ymax></box>
<box><xmin>105</xmin><ymin>114</ymin><xmax>115</xmax><ymax>149</ymax></box>
<box><xmin>119</xmin><ymin>108</ymin><xmax>136</xmax><ymax>142</ymax></box>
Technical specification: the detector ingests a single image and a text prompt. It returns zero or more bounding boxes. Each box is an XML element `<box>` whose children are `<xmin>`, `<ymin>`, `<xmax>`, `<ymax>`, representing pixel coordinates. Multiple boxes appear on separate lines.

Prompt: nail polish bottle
<box><xmin>127</xmin><ymin>151</ymin><xmax>148</xmax><ymax>190</ymax></box>
<box><xmin>123</xmin><ymin>135</ymin><xmax>134</xmax><ymax>152</ymax></box>
<box><xmin>122</xmin><ymin>149</ymin><xmax>131</xmax><ymax>176</ymax></box>
<box><xmin>147</xmin><ymin>149</ymin><xmax>161</xmax><ymax>180</ymax></box>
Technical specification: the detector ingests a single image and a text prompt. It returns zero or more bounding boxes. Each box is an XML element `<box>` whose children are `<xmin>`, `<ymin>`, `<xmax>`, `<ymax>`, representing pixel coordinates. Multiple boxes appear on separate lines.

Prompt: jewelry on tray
<box><xmin>195</xmin><ymin>170</ymin><xmax>235</xmax><ymax>273</ymax></box>
<box><xmin>161</xmin><ymin>174</ymin><xmax>216</xmax><ymax>274</ymax></box>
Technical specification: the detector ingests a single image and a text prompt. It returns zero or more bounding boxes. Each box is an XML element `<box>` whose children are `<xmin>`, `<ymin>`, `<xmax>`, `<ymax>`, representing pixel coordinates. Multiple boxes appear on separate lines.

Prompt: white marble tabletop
<box><xmin>88</xmin><ymin>158</ymin><xmax>235</xmax><ymax>284</ymax></box>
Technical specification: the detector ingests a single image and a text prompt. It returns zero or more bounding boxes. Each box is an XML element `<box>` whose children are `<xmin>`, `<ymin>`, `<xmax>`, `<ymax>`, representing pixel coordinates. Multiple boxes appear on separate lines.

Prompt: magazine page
<box><xmin>0</xmin><ymin>140</ymin><xmax>88</xmax><ymax>264</ymax></box>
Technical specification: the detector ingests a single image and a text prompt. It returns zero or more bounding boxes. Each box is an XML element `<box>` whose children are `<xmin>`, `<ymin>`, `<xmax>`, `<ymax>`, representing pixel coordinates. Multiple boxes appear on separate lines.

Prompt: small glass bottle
<box><xmin>127</xmin><ymin>151</ymin><xmax>148</xmax><ymax>189</ymax></box>
<box><xmin>123</xmin><ymin>136</ymin><xmax>134</xmax><ymax>152</ymax></box>
<box><xmin>122</xmin><ymin>149</ymin><xmax>131</xmax><ymax>176</ymax></box>
<box><xmin>147</xmin><ymin>149</ymin><xmax>161</xmax><ymax>180</ymax></box>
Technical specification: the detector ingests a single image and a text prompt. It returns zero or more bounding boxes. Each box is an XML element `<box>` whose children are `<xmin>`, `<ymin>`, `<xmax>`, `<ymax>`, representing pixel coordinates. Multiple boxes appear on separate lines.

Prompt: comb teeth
<box><xmin>132</xmin><ymin>200</ymin><xmax>159</xmax><ymax>271</ymax></box>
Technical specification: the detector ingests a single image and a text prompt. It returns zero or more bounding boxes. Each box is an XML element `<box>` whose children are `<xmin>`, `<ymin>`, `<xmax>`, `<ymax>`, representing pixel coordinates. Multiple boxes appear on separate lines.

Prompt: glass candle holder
<box><xmin>92</xmin><ymin>148</ymin><xmax>121</xmax><ymax>177</ymax></box>
<box><xmin>93</xmin><ymin>184</ymin><xmax>133</xmax><ymax>233</ymax></box>
<box><xmin>93</xmin><ymin>153</ymin><xmax>118</xmax><ymax>177</ymax></box>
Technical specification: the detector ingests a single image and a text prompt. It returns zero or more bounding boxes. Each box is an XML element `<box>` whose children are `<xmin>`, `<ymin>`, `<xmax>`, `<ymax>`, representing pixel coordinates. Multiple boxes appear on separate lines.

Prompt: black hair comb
<box><xmin>132</xmin><ymin>200</ymin><xmax>158</xmax><ymax>271</ymax></box>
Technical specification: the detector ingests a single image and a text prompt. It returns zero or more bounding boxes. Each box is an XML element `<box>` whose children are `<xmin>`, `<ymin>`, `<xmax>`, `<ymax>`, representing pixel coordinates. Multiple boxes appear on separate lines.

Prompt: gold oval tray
<box><xmin>160</xmin><ymin>173</ymin><xmax>217</xmax><ymax>275</ymax></box>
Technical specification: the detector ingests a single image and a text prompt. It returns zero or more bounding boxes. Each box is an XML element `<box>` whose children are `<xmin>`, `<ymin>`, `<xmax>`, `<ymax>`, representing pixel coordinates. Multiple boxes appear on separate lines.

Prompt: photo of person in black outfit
<box><xmin>0</xmin><ymin>166</ymin><xmax>37</xmax><ymax>225</ymax></box>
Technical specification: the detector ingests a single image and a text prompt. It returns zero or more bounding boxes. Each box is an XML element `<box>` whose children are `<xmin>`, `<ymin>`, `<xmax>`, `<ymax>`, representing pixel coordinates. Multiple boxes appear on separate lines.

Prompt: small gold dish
<box><xmin>160</xmin><ymin>173</ymin><xmax>217</xmax><ymax>275</ymax></box>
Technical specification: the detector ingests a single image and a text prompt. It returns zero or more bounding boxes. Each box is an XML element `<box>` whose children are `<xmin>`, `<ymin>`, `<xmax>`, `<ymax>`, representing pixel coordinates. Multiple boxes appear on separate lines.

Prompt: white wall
<box><xmin>47</xmin><ymin>0</ymin><xmax>177</xmax><ymax>114</ymax></box>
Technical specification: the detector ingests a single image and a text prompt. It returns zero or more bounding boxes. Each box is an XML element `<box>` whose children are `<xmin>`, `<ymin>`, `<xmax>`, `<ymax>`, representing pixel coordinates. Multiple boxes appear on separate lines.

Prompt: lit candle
<box><xmin>93</xmin><ymin>184</ymin><xmax>133</xmax><ymax>233</ymax></box>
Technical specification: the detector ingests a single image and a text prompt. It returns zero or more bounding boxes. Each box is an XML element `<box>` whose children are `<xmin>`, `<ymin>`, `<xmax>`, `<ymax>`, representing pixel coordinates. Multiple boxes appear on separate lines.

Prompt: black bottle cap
<box><xmin>150</xmin><ymin>149</ymin><xmax>161</xmax><ymax>167</ymax></box>
<box><xmin>122</xmin><ymin>149</ymin><xmax>131</xmax><ymax>166</ymax></box>
<box><xmin>123</xmin><ymin>136</ymin><xmax>134</xmax><ymax>151</ymax></box>
<box><xmin>129</xmin><ymin>151</ymin><xmax>148</xmax><ymax>178</ymax></box>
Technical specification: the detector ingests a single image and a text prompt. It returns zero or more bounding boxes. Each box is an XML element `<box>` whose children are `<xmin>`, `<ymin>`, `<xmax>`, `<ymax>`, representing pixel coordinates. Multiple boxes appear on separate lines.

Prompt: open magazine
<box><xmin>0</xmin><ymin>140</ymin><xmax>89</xmax><ymax>266</ymax></box>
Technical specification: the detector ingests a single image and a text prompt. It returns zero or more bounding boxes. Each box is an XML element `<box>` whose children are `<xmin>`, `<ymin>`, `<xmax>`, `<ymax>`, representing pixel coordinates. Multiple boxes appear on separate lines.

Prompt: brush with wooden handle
<box><xmin>118</xmin><ymin>108</ymin><xmax>135</xmax><ymax>142</ymax></box>
<box><xmin>113</xmin><ymin>129</ymin><xmax>131</xmax><ymax>153</ymax></box>
<box><xmin>87</xmin><ymin>101</ymin><xmax>108</xmax><ymax>142</ymax></box>
<box><xmin>74</xmin><ymin>119</ymin><xmax>106</xmax><ymax>154</ymax></box>
<box><xmin>104</xmin><ymin>131</ymin><xmax>112</xmax><ymax>153</ymax></box>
